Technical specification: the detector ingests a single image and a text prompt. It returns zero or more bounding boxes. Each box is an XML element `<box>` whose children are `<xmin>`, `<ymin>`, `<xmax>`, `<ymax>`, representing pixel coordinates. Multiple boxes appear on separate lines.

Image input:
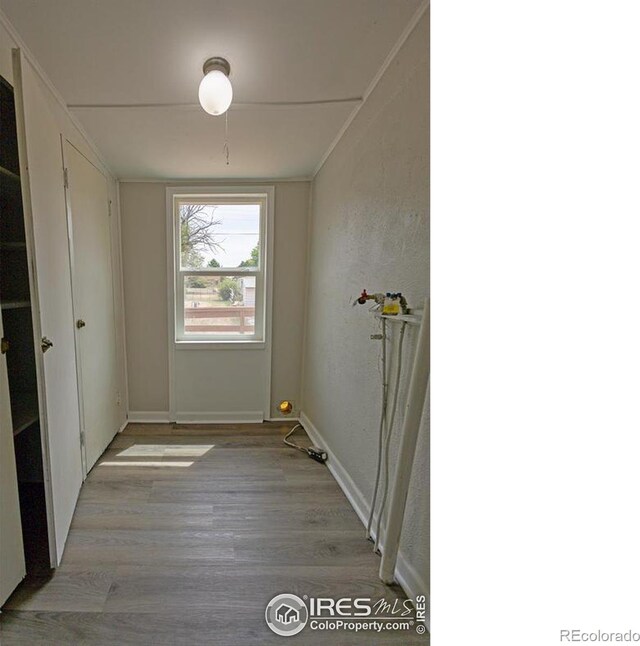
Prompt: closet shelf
<box><xmin>12</xmin><ymin>391</ymin><xmax>39</xmax><ymax>437</ymax></box>
<box><xmin>1</xmin><ymin>301</ymin><xmax>31</xmax><ymax>310</ymax></box>
<box><xmin>0</xmin><ymin>165</ymin><xmax>20</xmax><ymax>182</ymax></box>
<box><xmin>0</xmin><ymin>242</ymin><xmax>27</xmax><ymax>250</ymax></box>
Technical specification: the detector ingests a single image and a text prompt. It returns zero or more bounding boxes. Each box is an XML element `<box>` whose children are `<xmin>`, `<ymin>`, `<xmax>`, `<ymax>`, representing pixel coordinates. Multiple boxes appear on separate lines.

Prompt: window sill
<box><xmin>174</xmin><ymin>340</ymin><xmax>266</xmax><ymax>351</ymax></box>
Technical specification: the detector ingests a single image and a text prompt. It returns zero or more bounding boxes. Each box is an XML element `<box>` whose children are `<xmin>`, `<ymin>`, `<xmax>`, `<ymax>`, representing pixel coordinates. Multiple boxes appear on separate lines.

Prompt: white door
<box><xmin>0</xmin><ymin>316</ymin><xmax>26</xmax><ymax>604</ymax></box>
<box><xmin>17</xmin><ymin>54</ymin><xmax>84</xmax><ymax>563</ymax></box>
<box><xmin>63</xmin><ymin>141</ymin><xmax>119</xmax><ymax>472</ymax></box>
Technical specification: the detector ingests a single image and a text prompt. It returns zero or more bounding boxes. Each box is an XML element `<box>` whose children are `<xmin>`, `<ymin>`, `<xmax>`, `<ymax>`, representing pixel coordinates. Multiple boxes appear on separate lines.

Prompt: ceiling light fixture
<box><xmin>198</xmin><ymin>57</ymin><xmax>233</xmax><ymax>116</ymax></box>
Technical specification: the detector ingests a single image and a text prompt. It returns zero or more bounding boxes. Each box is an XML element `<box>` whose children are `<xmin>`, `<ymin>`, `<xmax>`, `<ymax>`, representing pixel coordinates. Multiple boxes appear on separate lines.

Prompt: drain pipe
<box><xmin>379</xmin><ymin>298</ymin><xmax>430</xmax><ymax>585</ymax></box>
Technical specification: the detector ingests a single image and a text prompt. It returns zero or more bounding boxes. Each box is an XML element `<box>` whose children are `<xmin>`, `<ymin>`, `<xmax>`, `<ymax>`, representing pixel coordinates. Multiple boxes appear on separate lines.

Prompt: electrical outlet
<box><xmin>116</xmin><ymin>391</ymin><xmax>121</xmax><ymax>406</ymax></box>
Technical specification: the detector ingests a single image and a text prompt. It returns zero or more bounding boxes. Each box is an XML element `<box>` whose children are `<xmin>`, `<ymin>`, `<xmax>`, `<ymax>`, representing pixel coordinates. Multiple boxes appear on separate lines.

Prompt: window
<box><xmin>169</xmin><ymin>189</ymin><xmax>271</xmax><ymax>344</ymax></box>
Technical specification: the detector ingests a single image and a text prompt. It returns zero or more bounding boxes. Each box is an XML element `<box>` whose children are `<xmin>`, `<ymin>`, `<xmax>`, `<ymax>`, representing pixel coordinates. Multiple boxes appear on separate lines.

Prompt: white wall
<box><xmin>120</xmin><ymin>180</ymin><xmax>309</xmax><ymax>419</ymax></box>
<box><xmin>301</xmin><ymin>8</ymin><xmax>429</xmax><ymax>600</ymax></box>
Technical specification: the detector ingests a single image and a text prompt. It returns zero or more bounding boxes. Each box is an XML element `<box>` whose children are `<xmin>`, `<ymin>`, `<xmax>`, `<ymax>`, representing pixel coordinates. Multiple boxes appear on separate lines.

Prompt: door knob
<box><xmin>76</xmin><ymin>319</ymin><xmax>86</xmax><ymax>329</ymax></box>
<box><xmin>1</xmin><ymin>337</ymin><xmax>9</xmax><ymax>355</ymax></box>
<box><xmin>41</xmin><ymin>337</ymin><xmax>54</xmax><ymax>353</ymax></box>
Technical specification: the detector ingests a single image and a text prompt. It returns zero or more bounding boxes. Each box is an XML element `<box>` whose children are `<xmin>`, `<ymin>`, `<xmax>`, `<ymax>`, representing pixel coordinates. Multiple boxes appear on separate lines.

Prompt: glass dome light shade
<box><xmin>198</xmin><ymin>69</ymin><xmax>233</xmax><ymax>116</ymax></box>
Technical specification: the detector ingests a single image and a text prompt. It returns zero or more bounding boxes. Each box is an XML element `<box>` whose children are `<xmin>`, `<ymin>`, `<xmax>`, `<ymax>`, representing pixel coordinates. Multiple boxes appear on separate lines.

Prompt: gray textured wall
<box><xmin>302</xmin><ymin>9</ymin><xmax>429</xmax><ymax>596</ymax></box>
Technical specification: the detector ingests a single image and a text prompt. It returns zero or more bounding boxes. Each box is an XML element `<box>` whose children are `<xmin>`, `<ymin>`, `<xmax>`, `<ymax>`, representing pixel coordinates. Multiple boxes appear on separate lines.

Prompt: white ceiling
<box><xmin>1</xmin><ymin>0</ymin><xmax>422</xmax><ymax>179</ymax></box>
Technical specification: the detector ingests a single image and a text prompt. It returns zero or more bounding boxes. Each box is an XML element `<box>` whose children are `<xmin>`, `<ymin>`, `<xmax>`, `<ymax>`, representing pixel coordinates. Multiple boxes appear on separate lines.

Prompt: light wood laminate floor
<box><xmin>1</xmin><ymin>423</ymin><xmax>428</xmax><ymax>645</ymax></box>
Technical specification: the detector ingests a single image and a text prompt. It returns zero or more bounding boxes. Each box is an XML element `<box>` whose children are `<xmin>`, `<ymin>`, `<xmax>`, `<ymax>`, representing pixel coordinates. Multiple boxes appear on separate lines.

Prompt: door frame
<box><xmin>165</xmin><ymin>185</ymin><xmax>275</xmax><ymax>422</ymax></box>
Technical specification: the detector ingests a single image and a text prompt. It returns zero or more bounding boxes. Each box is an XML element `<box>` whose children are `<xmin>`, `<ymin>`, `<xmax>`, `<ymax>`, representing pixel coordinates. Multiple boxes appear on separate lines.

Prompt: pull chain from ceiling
<box><xmin>223</xmin><ymin>111</ymin><xmax>230</xmax><ymax>166</ymax></box>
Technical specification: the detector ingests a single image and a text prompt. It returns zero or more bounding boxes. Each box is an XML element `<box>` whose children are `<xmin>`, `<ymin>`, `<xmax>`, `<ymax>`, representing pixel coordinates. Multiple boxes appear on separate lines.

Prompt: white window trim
<box><xmin>166</xmin><ymin>186</ymin><xmax>275</xmax><ymax>351</ymax></box>
<box><xmin>174</xmin><ymin>195</ymin><xmax>265</xmax><ymax>343</ymax></box>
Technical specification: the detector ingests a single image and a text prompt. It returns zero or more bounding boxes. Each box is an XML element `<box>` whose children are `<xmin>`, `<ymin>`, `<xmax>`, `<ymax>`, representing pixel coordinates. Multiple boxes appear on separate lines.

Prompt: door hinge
<box><xmin>108</xmin><ymin>200</ymin><xmax>112</xmax><ymax>217</ymax></box>
<box><xmin>80</xmin><ymin>430</ymin><xmax>86</xmax><ymax>446</ymax></box>
<box><xmin>63</xmin><ymin>167</ymin><xmax>69</xmax><ymax>188</ymax></box>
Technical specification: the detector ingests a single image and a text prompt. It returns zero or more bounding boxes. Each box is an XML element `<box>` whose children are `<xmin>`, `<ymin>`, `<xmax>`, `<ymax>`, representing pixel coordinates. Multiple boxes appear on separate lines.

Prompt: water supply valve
<box><xmin>353</xmin><ymin>289</ymin><xmax>410</xmax><ymax>315</ymax></box>
<box><xmin>353</xmin><ymin>289</ymin><xmax>385</xmax><ymax>307</ymax></box>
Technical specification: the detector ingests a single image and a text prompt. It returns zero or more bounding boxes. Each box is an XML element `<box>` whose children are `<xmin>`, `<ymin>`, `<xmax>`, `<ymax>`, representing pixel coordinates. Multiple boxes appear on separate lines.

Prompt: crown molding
<box><xmin>312</xmin><ymin>0</ymin><xmax>430</xmax><ymax>178</ymax></box>
<box><xmin>118</xmin><ymin>176</ymin><xmax>311</xmax><ymax>184</ymax></box>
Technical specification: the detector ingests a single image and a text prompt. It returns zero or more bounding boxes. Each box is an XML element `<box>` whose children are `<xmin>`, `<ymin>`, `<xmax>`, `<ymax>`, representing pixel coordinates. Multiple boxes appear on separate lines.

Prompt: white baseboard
<box><xmin>266</xmin><ymin>416</ymin><xmax>300</xmax><ymax>423</ymax></box>
<box><xmin>123</xmin><ymin>411</ymin><xmax>270</xmax><ymax>428</ymax></box>
<box><xmin>175</xmin><ymin>411</ymin><xmax>264</xmax><ymax>424</ymax></box>
<box><xmin>128</xmin><ymin>411</ymin><xmax>288</xmax><ymax>424</ymax></box>
<box><xmin>300</xmin><ymin>411</ymin><xmax>429</xmax><ymax>628</ymax></box>
<box><xmin>300</xmin><ymin>412</ymin><xmax>371</xmax><ymax>525</ymax></box>
<box><xmin>128</xmin><ymin>411</ymin><xmax>171</xmax><ymax>423</ymax></box>
<box><xmin>117</xmin><ymin>419</ymin><xmax>128</xmax><ymax>433</ymax></box>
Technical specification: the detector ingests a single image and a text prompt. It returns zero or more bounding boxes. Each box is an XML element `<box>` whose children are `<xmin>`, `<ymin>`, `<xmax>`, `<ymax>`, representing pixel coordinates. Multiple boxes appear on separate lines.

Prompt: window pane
<box><xmin>183</xmin><ymin>275</ymin><xmax>256</xmax><ymax>336</ymax></box>
<box><xmin>179</xmin><ymin>202</ymin><xmax>260</xmax><ymax>270</ymax></box>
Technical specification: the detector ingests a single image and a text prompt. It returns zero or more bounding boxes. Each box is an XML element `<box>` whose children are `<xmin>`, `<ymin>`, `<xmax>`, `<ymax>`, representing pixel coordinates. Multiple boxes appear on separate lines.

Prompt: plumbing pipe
<box><xmin>374</xmin><ymin>320</ymin><xmax>408</xmax><ymax>552</ymax></box>
<box><xmin>366</xmin><ymin>318</ymin><xmax>388</xmax><ymax>539</ymax></box>
<box><xmin>379</xmin><ymin>298</ymin><xmax>430</xmax><ymax>584</ymax></box>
